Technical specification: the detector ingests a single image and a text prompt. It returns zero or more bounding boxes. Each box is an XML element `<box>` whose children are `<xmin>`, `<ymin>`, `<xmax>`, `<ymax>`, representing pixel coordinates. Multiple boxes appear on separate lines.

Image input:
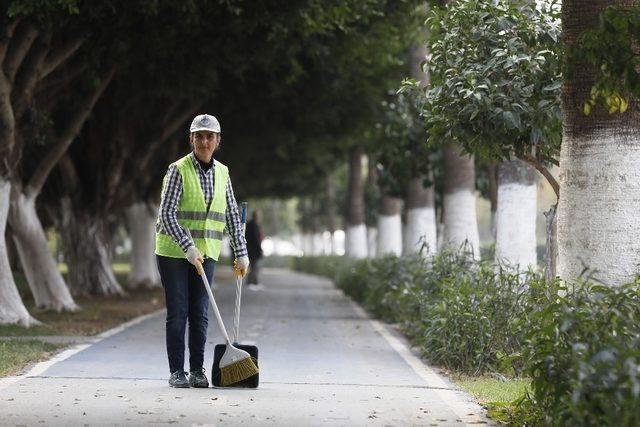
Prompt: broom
<box><xmin>194</xmin><ymin>259</ymin><xmax>259</xmax><ymax>386</ymax></box>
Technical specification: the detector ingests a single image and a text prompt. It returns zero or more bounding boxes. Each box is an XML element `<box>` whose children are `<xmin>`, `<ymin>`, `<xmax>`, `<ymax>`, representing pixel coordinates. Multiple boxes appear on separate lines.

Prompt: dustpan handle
<box><xmin>233</xmin><ymin>201</ymin><xmax>248</xmax><ymax>342</ymax></box>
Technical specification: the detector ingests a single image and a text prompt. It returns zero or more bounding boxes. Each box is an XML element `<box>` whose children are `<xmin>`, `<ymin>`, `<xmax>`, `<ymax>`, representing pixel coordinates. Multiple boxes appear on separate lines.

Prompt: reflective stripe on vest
<box><xmin>154</xmin><ymin>154</ymin><xmax>229</xmax><ymax>260</ymax></box>
<box><xmin>156</xmin><ymin>223</ymin><xmax>224</xmax><ymax>240</ymax></box>
<box><xmin>176</xmin><ymin>211</ymin><xmax>226</xmax><ymax>222</ymax></box>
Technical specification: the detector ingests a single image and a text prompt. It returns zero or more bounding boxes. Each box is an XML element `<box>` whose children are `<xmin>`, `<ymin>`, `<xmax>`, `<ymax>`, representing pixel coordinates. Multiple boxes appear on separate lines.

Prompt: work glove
<box><xmin>234</xmin><ymin>255</ymin><xmax>250</xmax><ymax>278</ymax></box>
<box><xmin>185</xmin><ymin>246</ymin><xmax>204</xmax><ymax>267</ymax></box>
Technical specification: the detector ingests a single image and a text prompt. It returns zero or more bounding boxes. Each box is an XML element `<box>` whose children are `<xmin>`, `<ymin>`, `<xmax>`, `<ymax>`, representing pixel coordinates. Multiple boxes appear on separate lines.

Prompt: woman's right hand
<box><xmin>185</xmin><ymin>246</ymin><xmax>204</xmax><ymax>266</ymax></box>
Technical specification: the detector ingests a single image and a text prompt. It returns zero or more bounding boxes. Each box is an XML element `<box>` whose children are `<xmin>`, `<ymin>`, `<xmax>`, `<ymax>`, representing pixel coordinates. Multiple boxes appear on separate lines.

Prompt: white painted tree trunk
<box><xmin>323</xmin><ymin>231</ymin><xmax>334</xmax><ymax>255</ymax></box>
<box><xmin>557</xmin><ymin>1</ymin><xmax>640</xmax><ymax>286</ymax></box>
<box><xmin>442</xmin><ymin>190</ymin><xmax>480</xmax><ymax>257</ymax></box>
<box><xmin>346</xmin><ymin>224</ymin><xmax>368</xmax><ymax>259</ymax></box>
<box><xmin>367</xmin><ymin>227</ymin><xmax>377</xmax><ymax>258</ymax></box>
<box><xmin>60</xmin><ymin>198</ymin><xmax>124</xmax><ymax>296</ymax></box>
<box><xmin>558</xmin><ymin>131</ymin><xmax>640</xmax><ymax>285</ymax></box>
<box><xmin>442</xmin><ymin>145</ymin><xmax>480</xmax><ymax>258</ymax></box>
<box><xmin>312</xmin><ymin>232</ymin><xmax>324</xmax><ymax>255</ymax></box>
<box><xmin>302</xmin><ymin>233</ymin><xmax>313</xmax><ymax>255</ymax></box>
<box><xmin>377</xmin><ymin>216</ymin><xmax>402</xmax><ymax>256</ymax></box>
<box><xmin>125</xmin><ymin>202</ymin><xmax>160</xmax><ymax>289</ymax></box>
<box><xmin>404</xmin><ymin>176</ymin><xmax>437</xmax><ymax>256</ymax></box>
<box><xmin>376</xmin><ymin>195</ymin><xmax>401</xmax><ymax>256</ymax></box>
<box><xmin>0</xmin><ymin>179</ymin><xmax>38</xmax><ymax>325</ymax></box>
<box><xmin>9</xmin><ymin>189</ymin><xmax>77</xmax><ymax>311</ymax></box>
<box><xmin>345</xmin><ymin>145</ymin><xmax>367</xmax><ymax>259</ymax></box>
<box><xmin>405</xmin><ymin>208</ymin><xmax>437</xmax><ymax>255</ymax></box>
<box><xmin>331</xmin><ymin>231</ymin><xmax>340</xmax><ymax>255</ymax></box>
<box><xmin>495</xmin><ymin>159</ymin><xmax>537</xmax><ymax>270</ymax></box>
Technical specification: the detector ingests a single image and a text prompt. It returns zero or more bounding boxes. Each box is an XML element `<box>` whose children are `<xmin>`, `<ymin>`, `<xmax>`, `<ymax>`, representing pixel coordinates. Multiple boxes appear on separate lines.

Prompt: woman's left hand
<box><xmin>234</xmin><ymin>256</ymin><xmax>250</xmax><ymax>277</ymax></box>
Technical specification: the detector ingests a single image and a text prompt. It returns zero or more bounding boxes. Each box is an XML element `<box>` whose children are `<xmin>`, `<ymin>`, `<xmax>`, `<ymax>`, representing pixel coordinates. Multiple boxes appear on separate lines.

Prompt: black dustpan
<box><xmin>212</xmin><ymin>341</ymin><xmax>259</xmax><ymax>387</ymax></box>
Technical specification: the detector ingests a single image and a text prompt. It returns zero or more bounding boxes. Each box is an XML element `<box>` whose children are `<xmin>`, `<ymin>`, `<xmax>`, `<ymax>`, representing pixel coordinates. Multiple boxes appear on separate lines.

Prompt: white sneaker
<box><xmin>248</xmin><ymin>283</ymin><xmax>265</xmax><ymax>291</ymax></box>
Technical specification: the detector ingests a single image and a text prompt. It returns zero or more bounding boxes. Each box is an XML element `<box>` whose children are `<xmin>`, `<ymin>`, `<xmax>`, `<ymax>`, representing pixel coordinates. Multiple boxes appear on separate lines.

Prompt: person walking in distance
<box><xmin>246</xmin><ymin>210</ymin><xmax>264</xmax><ymax>290</ymax></box>
<box><xmin>155</xmin><ymin>114</ymin><xmax>249</xmax><ymax>388</ymax></box>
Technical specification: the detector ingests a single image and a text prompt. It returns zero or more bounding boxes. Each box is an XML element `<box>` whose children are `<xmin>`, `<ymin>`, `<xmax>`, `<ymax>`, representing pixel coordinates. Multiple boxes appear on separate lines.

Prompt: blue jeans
<box><xmin>156</xmin><ymin>255</ymin><xmax>216</xmax><ymax>374</ymax></box>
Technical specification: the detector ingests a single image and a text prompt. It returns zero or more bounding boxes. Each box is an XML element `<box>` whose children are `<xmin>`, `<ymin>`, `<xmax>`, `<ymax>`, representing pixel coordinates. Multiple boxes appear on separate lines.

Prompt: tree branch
<box><xmin>112</xmin><ymin>102</ymin><xmax>200</xmax><ymax>208</ymax></box>
<box><xmin>0</xmin><ymin>72</ymin><xmax>15</xmax><ymax>170</ymax></box>
<box><xmin>13</xmin><ymin>37</ymin><xmax>50</xmax><ymax>117</ymax></box>
<box><xmin>139</xmin><ymin>101</ymin><xmax>202</xmax><ymax>169</ymax></box>
<box><xmin>40</xmin><ymin>36</ymin><xmax>85</xmax><ymax>79</ymax></box>
<box><xmin>4</xmin><ymin>22</ymin><xmax>38</xmax><ymax>83</ymax></box>
<box><xmin>25</xmin><ymin>67</ymin><xmax>116</xmax><ymax>197</ymax></box>
<box><xmin>0</xmin><ymin>18</ymin><xmax>21</xmax><ymax>63</ymax></box>
<box><xmin>57</xmin><ymin>153</ymin><xmax>79</xmax><ymax>191</ymax></box>
<box><xmin>519</xmin><ymin>153</ymin><xmax>560</xmax><ymax>199</ymax></box>
<box><xmin>36</xmin><ymin>59</ymin><xmax>86</xmax><ymax>95</ymax></box>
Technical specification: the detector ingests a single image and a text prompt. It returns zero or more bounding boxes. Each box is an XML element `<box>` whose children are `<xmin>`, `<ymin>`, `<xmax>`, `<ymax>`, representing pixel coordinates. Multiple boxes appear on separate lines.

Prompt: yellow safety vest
<box><xmin>155</xmin><ymin>154</ymin><xmax>228</xmax><ymax>260</ymax></box>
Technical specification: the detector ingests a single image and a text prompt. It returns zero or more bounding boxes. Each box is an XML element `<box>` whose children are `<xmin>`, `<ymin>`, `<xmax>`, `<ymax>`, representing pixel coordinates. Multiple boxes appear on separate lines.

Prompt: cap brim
<box><xmin>190</xmin><ymin>127</ymin><xmax>220</xmax><ymax>133</ymax></box>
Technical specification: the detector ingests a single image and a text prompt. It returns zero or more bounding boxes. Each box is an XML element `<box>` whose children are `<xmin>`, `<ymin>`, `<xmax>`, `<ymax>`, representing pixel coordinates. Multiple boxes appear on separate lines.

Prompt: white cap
<box><xmin>190</xmin><ymin>114</ymin><xmax>221</xmax><ymax>133</ymax></box>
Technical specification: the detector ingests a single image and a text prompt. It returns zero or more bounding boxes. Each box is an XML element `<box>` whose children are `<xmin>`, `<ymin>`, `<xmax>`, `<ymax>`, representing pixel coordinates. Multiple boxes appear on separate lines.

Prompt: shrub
<box><xmin>514</xmin><ymin>281</ymin><xmax>640</xmax><ymax>426</ymax></box>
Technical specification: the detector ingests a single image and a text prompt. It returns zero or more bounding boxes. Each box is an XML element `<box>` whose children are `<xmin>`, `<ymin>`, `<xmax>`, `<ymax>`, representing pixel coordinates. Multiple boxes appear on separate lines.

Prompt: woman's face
<box><xmin>190</xmin><ymin>131</ymin><xmax>220</xmax><ymax>163</ymax></box>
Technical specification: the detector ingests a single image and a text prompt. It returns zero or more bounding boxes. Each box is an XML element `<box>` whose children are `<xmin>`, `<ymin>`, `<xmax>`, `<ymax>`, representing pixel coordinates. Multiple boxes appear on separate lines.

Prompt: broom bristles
<box><xmin>220</xmin><ymin>357</ymin><xmax>259</xmax><ymax>386</ymax></box>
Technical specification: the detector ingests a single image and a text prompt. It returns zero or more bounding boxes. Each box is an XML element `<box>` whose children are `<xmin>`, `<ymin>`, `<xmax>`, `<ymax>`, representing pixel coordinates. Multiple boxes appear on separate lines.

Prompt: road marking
<box><xmin>346</xmin><ymin>298</ymin><xmax>491</xmax><ymax>426</ymax></box>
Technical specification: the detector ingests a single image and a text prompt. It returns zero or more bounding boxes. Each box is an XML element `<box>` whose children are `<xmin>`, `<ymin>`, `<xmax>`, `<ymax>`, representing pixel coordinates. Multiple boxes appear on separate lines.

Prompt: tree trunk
<box><xmin>125</xmin><ymin>202</ymin><xmax>160</xmax><ymax>289</ymax></box>
<box><xmin>558</xmin><ymin>0</ymin><xmax>640</xmax><ymax>285</ymax></box>
<box><xmin>441</xmin><ymin>143</ymin><xmax>480</xmax><ymax>257</ymax></box>
<box><xmin>495</xmin><ymin>159</ymin><xmax>537</xmax><ymax>269</ymax></box>
<box><xmin>326</xmin><ymin>174</ymin><xmax>338</xmax><ymax>254</ymax></box>
<box><xmin>60</xmin><ymin>198</ymin><xmax>124</xmax><ymax>296</ymax></box>
<box><xmin>367</xmin><ymin>227</ymin><xmax>377</xmax><ymax>258</ymax></box>
<box><xmin>310</xmin><ymin>199</ymin><xmax>324</xmax><ymax>255</ymax></box>
<box><xmin>270</xmin><ymin>199</ymin><xmax>280</xmax><ymax>237</ymax></box>
<box><xmin>345</xmin><ymin>145</ymin><xmax>367</xmax><ymax>258</ymax></box>
<box><xmin>6</xmin><ymin>227</ymin><xmax>22</xmax><ymax>273</ymax></box>
<box><xmin>404</xmin><ymin>176</ymin><xmax>437</xmax><ymax>255</ymax></box>
<box><xmin>377</xmin><ymin>194</ymin><xmax>402</xmax><ymax>256</ymax></box>
<box><xmin>487</xmin><ymin>161</ymin><xmax>498</xmax><ymax>239</ymax></box>
<box><xmin>0</xmin><ymin>178</ymin><xmax>38</xmax><ymax>325</ymax></box>
<box><xmin>544</xmin><ymin>203</ymin><xmax>558</xmax><ymax>283</ymax></box>
<box><xmin>9</xmin><ymin>186</ymin><xmax>77</xmax><ymax>311</ymax></box>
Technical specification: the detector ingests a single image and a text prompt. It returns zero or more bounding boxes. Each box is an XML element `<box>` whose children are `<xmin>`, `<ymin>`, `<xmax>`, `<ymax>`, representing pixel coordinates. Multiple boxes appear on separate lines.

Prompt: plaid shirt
<box><xmin>158</xmin><ymin>152</ymin><xmax>248</xmax><ymax>259</ymax></box>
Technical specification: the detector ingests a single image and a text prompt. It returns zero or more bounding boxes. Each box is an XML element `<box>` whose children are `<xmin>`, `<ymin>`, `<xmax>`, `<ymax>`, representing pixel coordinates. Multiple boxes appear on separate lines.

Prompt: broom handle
<box><xmin>195</xmin><ymin>259</ymin><xmax>231</xmax><ymax>346</ymax></box>
<box><xmin>233</xmin><ymin>201</ymin><xmax>248</xmax><ymax>342</ymax></box>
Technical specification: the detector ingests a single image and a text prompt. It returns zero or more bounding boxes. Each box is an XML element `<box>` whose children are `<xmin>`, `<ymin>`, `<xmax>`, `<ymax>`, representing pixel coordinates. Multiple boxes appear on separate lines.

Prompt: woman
<box><xmin>155</xmin><ymin>114</ymin><xmax>249</xmax><ymax>388</ymax></box>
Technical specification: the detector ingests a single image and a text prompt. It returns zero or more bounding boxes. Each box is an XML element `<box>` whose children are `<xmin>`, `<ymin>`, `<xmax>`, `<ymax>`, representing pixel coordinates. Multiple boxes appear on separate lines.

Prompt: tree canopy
<box><xmin>405</xmin><ymin>0</ymin><xmax>562</xmax><ymax>194</ymax></box>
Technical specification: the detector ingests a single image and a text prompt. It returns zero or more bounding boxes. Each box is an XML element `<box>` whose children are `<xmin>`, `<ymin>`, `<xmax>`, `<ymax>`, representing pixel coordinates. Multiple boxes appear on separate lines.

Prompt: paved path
<box><xmin>0</xmin><ymin>267</ymin><xmax>490</xmax><ymax>426</ymax></box>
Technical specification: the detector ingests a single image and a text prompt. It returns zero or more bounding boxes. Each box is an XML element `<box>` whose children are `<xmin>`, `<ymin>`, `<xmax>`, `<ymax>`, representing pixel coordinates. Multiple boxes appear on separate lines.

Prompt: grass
<box><xmin>454</xmin><ymin>375</ymin><xmax>530</xmax><ymax>422</ymax></box>
<box><xmin>0</xmin><ymin>340</ymin><xmax>66</xmax><ymax>377</ymax></box>
<box><xmin>455</xmin><ymin>375</ymin><xmax>530</xmax><ymax>405</ymax></box>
